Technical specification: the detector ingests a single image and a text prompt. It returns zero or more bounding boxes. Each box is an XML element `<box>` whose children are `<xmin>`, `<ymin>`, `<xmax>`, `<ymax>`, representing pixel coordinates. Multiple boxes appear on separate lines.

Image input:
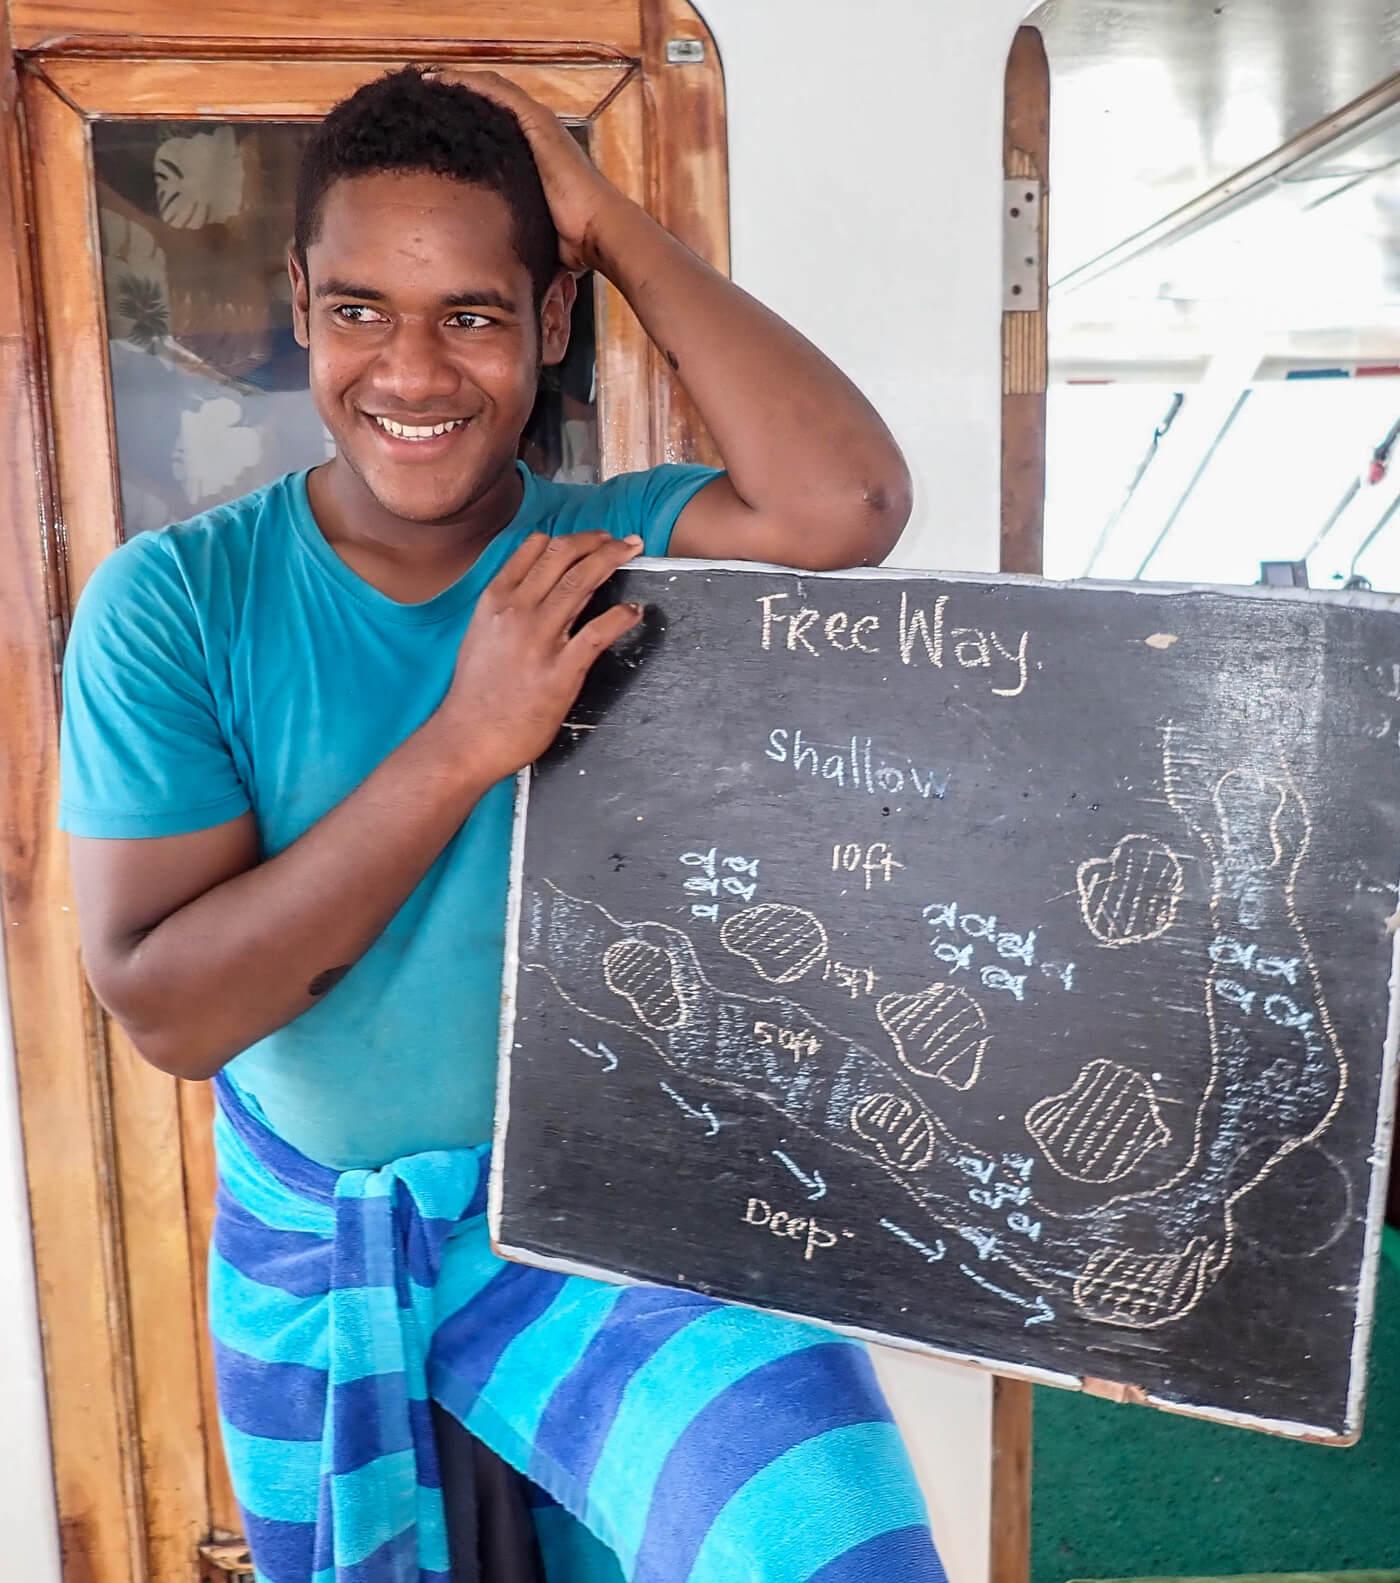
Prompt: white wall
<box><xmin>0</xmin><ymin>960</ymin><xmax>62</xmax><ymax>1583</ymax></box>
<box><xmin>701</xmin><ymin>0</ymin><xmax>1027</xmax><ymax>577</ymax></box>
<box><xmin>0</xmin><ymin>5</ymin><xmax>1029</xmax><ymax>1579</ymax></box>
<box><xmin>695</xmin><ymin>3</ymin><xmax>1030</xmax><ymax>1578</ymax></box>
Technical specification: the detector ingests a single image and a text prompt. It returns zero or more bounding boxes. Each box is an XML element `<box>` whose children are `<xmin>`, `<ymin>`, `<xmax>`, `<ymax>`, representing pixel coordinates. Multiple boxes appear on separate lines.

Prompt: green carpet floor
<box><xmin>1032</xmin><ymin>1228</ymin><xmax>1400</xmax><ymax>1583</ymax></box>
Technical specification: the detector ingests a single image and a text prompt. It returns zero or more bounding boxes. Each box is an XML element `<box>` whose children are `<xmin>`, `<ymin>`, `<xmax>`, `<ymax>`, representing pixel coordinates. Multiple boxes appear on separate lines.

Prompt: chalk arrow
<box><xmin>958</xmin><ymin>1263</ymin><xmax>1055</xmax><ymax>1327</ymax></box>
<box><xmin>772</xmin><ymin>1150</ymin><xmax>827</xmax><ymax>1201</ymax></box>
<box><xmin>659</xmin><ymin>1082</ymin><xmax>722</xmax><ymax>1137</ymax></box>
<box><xmin>568</xmin><ymin>1037</ymin><xmax>619</xmax><ymax>1073</ymax></box>
<box><xmin>879</xmin><ymin>1218</ymin><xmax>946</xmax><ymax>1263</ymax></box>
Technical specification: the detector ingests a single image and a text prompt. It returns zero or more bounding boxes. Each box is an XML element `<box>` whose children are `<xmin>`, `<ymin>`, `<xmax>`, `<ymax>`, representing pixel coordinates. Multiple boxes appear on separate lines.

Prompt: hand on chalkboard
<box><xmin>438</xmin><ymin>530</ymin><xmax>644</xmax><ymax>783</ymax></box>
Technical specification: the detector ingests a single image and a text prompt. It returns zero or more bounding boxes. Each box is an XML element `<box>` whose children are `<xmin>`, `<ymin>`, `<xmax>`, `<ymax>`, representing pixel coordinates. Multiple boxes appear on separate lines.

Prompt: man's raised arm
<box><xmin>448</xmin><ymin>71</ymin><xmax>914</xmax><ymax>571</ymax></box>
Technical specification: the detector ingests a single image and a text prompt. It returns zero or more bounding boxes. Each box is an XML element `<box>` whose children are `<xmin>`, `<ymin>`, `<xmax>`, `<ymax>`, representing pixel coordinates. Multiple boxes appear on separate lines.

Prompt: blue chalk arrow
<box><xmin>772</xmin><ymin>1150</ymin><xmax>827</xmax><ymax>1201</ymax></box>
<box><xmin>568</xmin><ymin>1037</ymin><xmax>619</xmax><ymax>1073</ymax></box>
<box><xmin>879</xmin><ymin>1219</ymin><xmax>946</xmax><ymax>1262</ymax></box>
<box><xmin>659</xmin><ymin>1082</ymin><xmax>722</xmax><ymax>1137</ymax></box>
<box><xmin>958</xmin><ymin>1263</ymin><xmax>1055</xmax><ymax>1326</ymax></box>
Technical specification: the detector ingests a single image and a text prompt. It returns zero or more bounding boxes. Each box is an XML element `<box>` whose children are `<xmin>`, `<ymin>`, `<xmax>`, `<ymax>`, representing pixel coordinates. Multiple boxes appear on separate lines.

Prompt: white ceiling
<box><xmin>1034</xmin><ymin>0</ymin><xmax>1400</xmax><ymax>372</ymax></box>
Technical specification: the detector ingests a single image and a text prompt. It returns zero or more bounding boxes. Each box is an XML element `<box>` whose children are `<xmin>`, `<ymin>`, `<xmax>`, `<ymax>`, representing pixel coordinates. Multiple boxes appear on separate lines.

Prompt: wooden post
<box><xmin>1001</xmin><ymin>24</ymin><xmax>1049</xmax><ymax>577</ymax></box>
<box><xmin>639</xmin><ymin>0</ymin><xmax>729</xmax><ymax>467</ymax></box>
<box><xmin>990</xmin><ymin>1377</ymin><xmax>1035</xmax><ymax>1583</ymax></box>
<box><xmin>992</xmin><ymin>23</ymin><xmax>1050</xmax><ymax>1583</ymax></box>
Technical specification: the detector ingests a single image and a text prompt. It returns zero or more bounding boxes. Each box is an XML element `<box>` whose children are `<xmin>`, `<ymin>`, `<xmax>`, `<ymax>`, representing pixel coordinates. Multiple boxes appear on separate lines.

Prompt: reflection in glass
<box><xmin>93</xmin><ymin>119</ymin><xmax>598</xmax><ymax>539</ymax></box>
<box><xmin>1045</xmin><ymin>381</ymin><xmax>1400</xmax><ymax>591</ymax></box>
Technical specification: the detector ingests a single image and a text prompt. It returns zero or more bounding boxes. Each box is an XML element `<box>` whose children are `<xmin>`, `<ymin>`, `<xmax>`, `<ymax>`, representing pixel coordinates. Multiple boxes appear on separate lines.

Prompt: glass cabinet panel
<box><xmin>93</xmin><ymin>118</ymin><xmax>599</xmax><ymax>539</ymax></box>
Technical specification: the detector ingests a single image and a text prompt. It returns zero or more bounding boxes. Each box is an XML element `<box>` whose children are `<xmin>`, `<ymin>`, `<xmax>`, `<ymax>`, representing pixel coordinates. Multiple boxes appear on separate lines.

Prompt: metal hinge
<box><xmin>665</xmin><ymin>37</ymin><xmax>706</xmax><ymax>64</ymax></box>
<box><xmin>199</xmin><ymin>1538</ymin><xmax>253</xmax><ymax>1583</ymax></box>
<box><xmin>1003</xmin><ymin>179</ymin><xmax>1043</xmax><ymax>311</ymax></box>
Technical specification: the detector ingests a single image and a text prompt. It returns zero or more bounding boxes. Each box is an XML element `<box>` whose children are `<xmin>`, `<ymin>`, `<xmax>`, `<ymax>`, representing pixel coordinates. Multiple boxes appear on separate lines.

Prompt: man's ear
<box><xmin>288</xmin><ymin>248</ymin><xmax>311</xmax><ymax>349</ymax></box>
<box><xmin>539</xmin><ymin>270</ymin><xmax>577</xmax><ymax>368</ymax></box>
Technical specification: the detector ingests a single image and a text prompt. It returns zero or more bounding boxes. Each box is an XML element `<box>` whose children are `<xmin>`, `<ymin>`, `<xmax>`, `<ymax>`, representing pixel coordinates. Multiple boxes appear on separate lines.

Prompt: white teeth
<box><xmin>372</xmin><ymin>416</ymin><xmax>465</xmax><ymax>440</ymax></box>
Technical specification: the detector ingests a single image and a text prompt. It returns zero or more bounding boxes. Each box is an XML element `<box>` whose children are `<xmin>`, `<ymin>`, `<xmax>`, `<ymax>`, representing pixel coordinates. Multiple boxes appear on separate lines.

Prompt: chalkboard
<box><xmin>490</xmin><ymin>563</ymin><xmax>1400</xmax><ymax>1441</ymax></box>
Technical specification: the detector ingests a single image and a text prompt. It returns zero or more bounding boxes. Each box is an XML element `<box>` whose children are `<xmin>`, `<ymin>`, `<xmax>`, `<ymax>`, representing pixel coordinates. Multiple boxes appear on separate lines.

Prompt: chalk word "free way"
<box><xmin>755</xmin><ymin>591</ymin><xmax>1032</xmax><ymax>698</ymax></box>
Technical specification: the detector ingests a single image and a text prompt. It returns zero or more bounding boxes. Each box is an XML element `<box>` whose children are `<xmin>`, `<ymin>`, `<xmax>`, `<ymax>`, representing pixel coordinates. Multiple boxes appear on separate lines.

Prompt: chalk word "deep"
<box><xmin>743</xmin><ymin>1197</ymin><xmax>854</xmax><ymax>1261</ymax></box>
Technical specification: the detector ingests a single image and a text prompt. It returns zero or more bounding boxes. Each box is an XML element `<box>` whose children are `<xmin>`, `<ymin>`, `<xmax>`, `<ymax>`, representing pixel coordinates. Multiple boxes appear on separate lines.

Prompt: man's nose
<box><xmin>370</xmin><ymin>320</ymin><xmax>460</xmax><ymax>408</ymax></box>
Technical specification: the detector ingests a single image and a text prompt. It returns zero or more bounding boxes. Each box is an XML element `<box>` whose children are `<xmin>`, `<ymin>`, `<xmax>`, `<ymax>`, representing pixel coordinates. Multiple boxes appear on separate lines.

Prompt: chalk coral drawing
<box><xmin>720</xmin><ymin>902</ymin><xmax>829</xmax><ymax>983</ymax></box>
<box><xmin>603</xmin><ymin>938</ymin><xmax>690</xmax><ymax>1029</ymax></box>
<box><xmin>517</xmin><ymin>715</ymin><xmax>1348</xmax><ymax>1337</ymax></box>
<box><xmin>1025</xmin><ymin>1059</ymin><xmax>1170</xmax><ymax>1183</ymax></box>
<box><xmin>1073</xmin><ymin>1235</ymin><xmax>1222</xmax><ymax>1329</ymax></box>
<box><xmin>877</xmin><ymin>983</ymin><xmax>989</xmax><ymax>1091</ymax></box>
<box><xmin>1077</xmin><ymin>834</ymin><xmax>1185</xmax><ymax>946</ymax></box>
<box><xmin>851</xmin><ymin>1093</ymin><xmax>935</xmax><ymax>1171</ymax></box>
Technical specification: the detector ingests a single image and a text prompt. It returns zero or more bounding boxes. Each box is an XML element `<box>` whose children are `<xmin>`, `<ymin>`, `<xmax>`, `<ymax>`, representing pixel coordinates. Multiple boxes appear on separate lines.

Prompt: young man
<box><xmin>61</xmin><ymin>68</ymin><xmax>943</xmax><ymax>1583</ymax></box>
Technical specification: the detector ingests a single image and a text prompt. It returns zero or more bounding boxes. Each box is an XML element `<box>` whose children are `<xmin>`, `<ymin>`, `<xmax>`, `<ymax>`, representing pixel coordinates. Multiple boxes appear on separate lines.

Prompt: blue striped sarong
<box><xmin>210</xmin><ymin>1074</ymin><xmax>947</xmax><ymax>1583</ymax></box>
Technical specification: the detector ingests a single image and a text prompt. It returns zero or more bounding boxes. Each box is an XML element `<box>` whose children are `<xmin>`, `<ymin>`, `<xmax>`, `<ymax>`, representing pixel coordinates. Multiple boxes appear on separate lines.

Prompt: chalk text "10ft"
<box><xmin>832</xmin><ymin>841</ymin><xmax>903</xmax><ymax>889</ymax></box>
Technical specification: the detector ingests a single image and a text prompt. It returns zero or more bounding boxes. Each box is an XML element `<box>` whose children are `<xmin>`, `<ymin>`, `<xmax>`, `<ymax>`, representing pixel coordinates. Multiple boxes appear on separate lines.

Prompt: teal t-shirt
<box><xmin>59</xmin><ymin>460</ymin><xmax>718</xmax><ymax>1168</ymax></box>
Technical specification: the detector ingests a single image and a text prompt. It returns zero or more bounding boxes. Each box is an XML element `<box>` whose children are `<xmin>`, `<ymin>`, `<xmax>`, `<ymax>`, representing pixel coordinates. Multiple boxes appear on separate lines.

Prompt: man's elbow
<box><xmin>125</xmin><ymin>1025</ymin><xmax>226</xmax><ymax>1084</ymax></box>
<box><xmin>84</xmin><ymin>955</ymin><xmax>226</xmax><ymax>1082</ymax></box>
<box><xmin>787</xmin><ymin>463</ymin><xmax>914</xmax><ymax>572</ymax></box>
<box><xmin>853</xmin><ymin>464</ymin><xmax>914</xmax><ymax>563</ymax></box>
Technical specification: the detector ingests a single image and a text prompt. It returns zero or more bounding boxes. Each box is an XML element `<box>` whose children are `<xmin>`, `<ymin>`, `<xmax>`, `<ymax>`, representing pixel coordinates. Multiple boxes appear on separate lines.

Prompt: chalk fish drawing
<box><xmin>1077</xmin><ymin>834</ymin><xmax>1184</xmax><ymax>946</ymax></box>
<box><xmin>720</xmin><ymin>902</ymin><xmax>830</xmax><ymax>984</ymax></box>
<box><xmin>877</xmin><ymin>983</ymin><xmax>989</xmax><ymax>1091</ymax></box>
<box><xmin>1025</xmin><ymin>1059</ymin><xmax>1170</xmax><ymax>1184</ymax></box>
<box><xmin>519</xmin><ymin>729</ymin><xmax>1346</xmax><ymax>1332</ymax></box>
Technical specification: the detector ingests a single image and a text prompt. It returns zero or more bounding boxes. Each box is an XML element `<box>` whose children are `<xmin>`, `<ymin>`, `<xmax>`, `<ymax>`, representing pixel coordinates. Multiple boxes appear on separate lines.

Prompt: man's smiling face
<box><xmin>291</xmin><ymin>168</ymin><xmax>570</xmax><ymax>526</ymax></box>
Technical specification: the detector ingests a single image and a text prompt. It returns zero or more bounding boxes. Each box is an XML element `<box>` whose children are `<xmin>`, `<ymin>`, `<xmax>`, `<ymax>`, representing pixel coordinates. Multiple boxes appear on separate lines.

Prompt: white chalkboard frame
<box><xmin>489</xmin><ymin>556</ymin><xmax>1400</xmax><ymax>1443</ymax></box>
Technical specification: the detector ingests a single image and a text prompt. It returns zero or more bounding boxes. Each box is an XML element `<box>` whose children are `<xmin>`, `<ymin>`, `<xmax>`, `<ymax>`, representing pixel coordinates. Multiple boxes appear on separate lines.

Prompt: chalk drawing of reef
<box><xmin>518</xmin><ymin>730</ymin><xmax>1347</xmax><ymax>1332</ymax></box>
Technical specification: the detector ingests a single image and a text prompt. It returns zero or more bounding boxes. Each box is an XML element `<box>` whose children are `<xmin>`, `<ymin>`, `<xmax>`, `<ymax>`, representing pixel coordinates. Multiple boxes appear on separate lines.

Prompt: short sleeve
<box><xmin>599</xmin><ymin>463</ymin><xmax>722</xmax><ymax>556</ymax></box>
<box><xmin>59</xmin><ymin>534</ymin><xmax>251</xmax><ymax>839</ymax></box>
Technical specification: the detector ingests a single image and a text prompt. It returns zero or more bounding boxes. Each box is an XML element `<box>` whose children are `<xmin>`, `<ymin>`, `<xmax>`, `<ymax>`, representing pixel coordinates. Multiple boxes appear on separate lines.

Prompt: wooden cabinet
<box><xmin>0</xmin><ymin>5</ymin><xmax>726</xmax><ymax>1579</ymax></box>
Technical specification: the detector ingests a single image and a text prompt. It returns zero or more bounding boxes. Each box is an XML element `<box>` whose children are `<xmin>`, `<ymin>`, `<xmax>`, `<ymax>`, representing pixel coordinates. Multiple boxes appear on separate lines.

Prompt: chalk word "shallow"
<box><xmin>766</xmin><ymin>727</ymin><xmax>951</xmax><ymax>801</ymax></box>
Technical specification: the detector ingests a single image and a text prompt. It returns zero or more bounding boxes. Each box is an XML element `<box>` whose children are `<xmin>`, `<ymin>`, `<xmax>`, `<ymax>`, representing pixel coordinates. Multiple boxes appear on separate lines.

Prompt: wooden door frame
<box><xmin>0</xmin><ymin>5</ymin><xmax>726</xmax><ymax>1581</ymax></box>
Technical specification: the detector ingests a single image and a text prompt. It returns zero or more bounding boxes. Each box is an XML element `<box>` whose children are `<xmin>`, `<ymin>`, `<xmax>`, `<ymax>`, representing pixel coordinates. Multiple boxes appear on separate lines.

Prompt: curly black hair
<box><xmin>294</xmin><ymin>66</ymin><xmax>559</xmax><ymax>304</ymax></box>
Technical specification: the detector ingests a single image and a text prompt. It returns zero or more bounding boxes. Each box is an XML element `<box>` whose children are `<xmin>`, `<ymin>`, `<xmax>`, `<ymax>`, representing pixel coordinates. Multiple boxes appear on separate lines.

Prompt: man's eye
<box><xmin>449</xmin><ymin>312</ymin><xmax>492</xmax><ymax>330</ymax></box>
<box><xmin>332</xmin><ymin>304</ymin><xmax>383</xmax><ymax>324</ymax></box>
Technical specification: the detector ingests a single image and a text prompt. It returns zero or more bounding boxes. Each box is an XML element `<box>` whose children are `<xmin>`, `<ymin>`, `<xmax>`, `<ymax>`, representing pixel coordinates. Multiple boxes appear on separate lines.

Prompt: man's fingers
<box><xmin>493</xmin><ymin>531</ymin><xmax>553</xmax><ymax>593</ymax></box>
<box><xmin>431</xmin><ymin>67</ymin><xmax>517</xmax><ymax>100</ymax></box>
<box><xmin>512</xmin><ymin>531</ymin><xmax>617</xmax><ymax>606</ymax></box>
<box><xmin>564</xmin><ymin>600</ymin><xmax>644</xmax><ymax>668</ymax></box>
<box><xmin>541</xmin><ymin>536</ymin><xmax>644</xmax><ymax>630</ymax></box>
